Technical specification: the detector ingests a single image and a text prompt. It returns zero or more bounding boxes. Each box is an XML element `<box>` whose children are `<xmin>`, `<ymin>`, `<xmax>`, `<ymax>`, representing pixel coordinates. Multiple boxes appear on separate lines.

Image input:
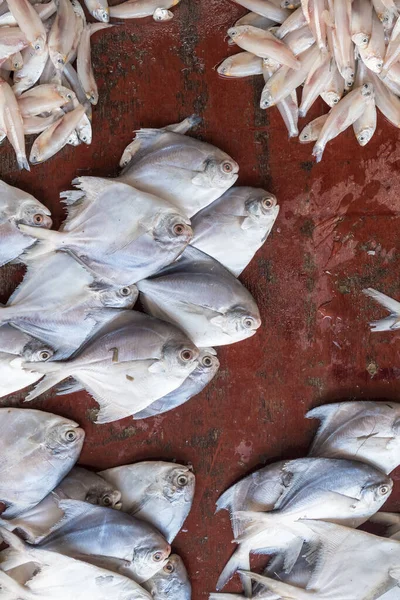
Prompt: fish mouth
<box><xmin>114</xmin><ymin>501</ymin><xmax>123</xmax><ymax>510</ymax></box>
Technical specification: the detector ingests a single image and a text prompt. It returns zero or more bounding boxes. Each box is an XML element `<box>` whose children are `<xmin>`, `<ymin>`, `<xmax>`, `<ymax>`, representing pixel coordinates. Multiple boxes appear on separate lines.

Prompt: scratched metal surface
<box><xmin>0</xmin><ymin>0</ymin><xmax>400</xmax><ymax>596</ymax></box>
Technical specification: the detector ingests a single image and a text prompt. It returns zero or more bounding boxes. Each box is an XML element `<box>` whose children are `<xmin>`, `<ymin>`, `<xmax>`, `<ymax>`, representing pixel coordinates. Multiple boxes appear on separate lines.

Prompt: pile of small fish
<box><xmin>0</xmin><ymin>115</ymin><xmax>279</xmax><ymax>423</ymax></box>
<box><xmin>218</xmin><ymin>0</ymin><xmax>400</xmax><ymax>161</ymax></box>
<box><xmin>0</xmin><ymin>407</ymin><xmax>194</xmax><ymax>600</ymax></box>
<box><xmin>0</xmin><ymin>0</ymin><xmax>181</xmax><ymax>169</ymax></box>
<box><xmin>212</xmin><ymin>400</ymin><xmax>400</xmax><ymax>599</ymax></box>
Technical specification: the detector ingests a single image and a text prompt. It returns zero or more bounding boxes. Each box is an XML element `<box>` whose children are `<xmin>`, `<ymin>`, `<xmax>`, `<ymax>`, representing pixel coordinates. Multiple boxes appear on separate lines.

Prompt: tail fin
<box><xmin>233</xmin><ymin>511</ymin><xmax>282</xmax><ymax>542</ymax></box>
<box><xmin>18</xmin><ymin>225</ymin><xmax>65</xmax><ymax>260</ymax></box>
<box><xmin>216</xmin><ymin>487</ymin><xmax>235</xmax><ymax>514</ymax></box>
<box><xmin>22</xmin><ymin>360</ymin><xmax>70</xmax><ymax>401</ymax></box>
<box><xmin>216</xmin><ymin>547</ymin><xmax>250</xmax><ymax>595</ymax></box>
<box><xmin>238</xmin><ymin>571</ymin><xmax>311</xmax><ymax>600</ymax></box>
<box><xmin>17</xmin><ymin>155</ymin><xmax>30</xmax><ymax>172</ymax></box>
<box><xmin>363</xmin><ymin>288</ymin><xmax>400</xmax><ymax>331</ymax></box>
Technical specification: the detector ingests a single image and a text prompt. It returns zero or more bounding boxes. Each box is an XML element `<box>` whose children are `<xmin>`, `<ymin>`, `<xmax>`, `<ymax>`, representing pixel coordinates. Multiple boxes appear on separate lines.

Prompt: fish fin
<box><xmin>165</xmin><ymin>115</ymin><xmax>201</xmax><ymax>134</ymax></box>
<box><xmin>119</xmin><ymin>126</ymin><xmax>167</xmax><ymax>171</ymax></box>
<box><xmin>240</xmin><ymin>217</ymin><xmax>255</xmax><ymax>230</ymax></box>
<box><xmin>215</xmin><ymin>486</ymin><xmax>236</xmax><ymax>513</ymax></box>
<box><xmin>88</xmin><ymin>22</ymin><xmax>113</xmax><ymax>36</ymax></box>
<box><xmin>363</xmin><ymin>288</ymin><xmax>400</xmax><ymax>315</ymax></box>
<box><xmin>60</xmin><ymin>189</ymin><xmax>86</xmax><ymax>205</ymax></box>
<box><xmin>17</xmin><ymin>225</ymin><xmax>64</xmax><ymax>258</ymax></box>
<box><xmin>56</xmin><ymin>378</ymin><xmax>84</xmax><ymax>396</ymax></box>
<box><xmin>119</xmin><ymin>139</ymin><xmax>141</xmax><ymax>167</ymax></box>
<box><xmin>389</xmin><ymin>567</ymin><xmax>400</xmax><ymax>583</ymax></box>
<box><xmin>0</xmin><ymin>571</ymin><xmax>36</xmax><ymax>600</ymax></box>
<box><xmin>148</xmin><ymin>360</ymin><xmax>166</xmax><ymax>374</ymax></box>
<box><xmin>0</xmin><ymin>527</ymin><xmax>27</xmax><ymax>552</ymax></box>
<box><xmin>71</xmin><ymin>176</ymin><xmax>116</xmax><ymax>202</ymax></box>
<box><xmin>95</xmin><ymin>402</ymin><xmax>135</xmax><ymax>424</ymax></box>
<box><xmin>305</xmin><ymin>403</ymin><xmax>339</xmax><ymax>422</ymax></box>
<box><xmin>17</xmin><ymin>155</ymin><xmax>30</xmax><ymax>172</ymax></box>
<box><xmin>24</xmin><ymin>368</ymin><xmax>69</xmax><ymax>402</ymax></box>
<box><xmin>238</xmin><ymin>571</ymin><xmax>310</xmax><ymax>599</ymax></box>
<box><xmin>216</xmin><ymin>547</ymin><xmax>250</xmax><ymax>593</ymax></box>
<box><xmin>47</xmin><ymin>498</ymin><xmax>91</xmax><ymax>532</ymax></box>
<box><xmin>210</xmin><ymin>314</ymin><xmax>227</xmax><ymax>328</ymax></box>
<box><xmin>191</xmin><ymin>171</ymin><xmax>211</xmax><ymax>187</ymax></box>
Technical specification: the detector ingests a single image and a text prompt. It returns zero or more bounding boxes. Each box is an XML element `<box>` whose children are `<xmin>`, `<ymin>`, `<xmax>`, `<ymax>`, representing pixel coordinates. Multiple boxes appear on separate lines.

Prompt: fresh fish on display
<box><xmin>0</xmin><ymin>178</ymin><xmax>52</xmax><ymax>266</ymax></box>
<box><xmin>191</xmin><ymin>187</ymin><xmax>279</xmax><ymax>276</ymax></box>
<box><xmin>100</xmin><ymin>461</ymin><xmax>195</xmax><ymax>542</ymax></box>
<box><xmin>0</xmin><ymin>408</ymin><xmax>84</xmax><ymax>518</ymax></box>
<box><xmin>119</xmin><ymin>116</ymin><xmax>239</xmax><ymax>218</ymax></box>
<box><xmin>137</xmin><ymin>246</ymin><xmax>261</xmax><ymax>347</ymax></box>
<box><xmin>0</xmin><ymin>467</ymin><xmax>122</xmax><ymax>541</ymax></box>
<box><xmin>109</xmin><ymin>0</ymin><xmax>181</xmax><ymax>20</ymax></box>
<box><xmin>143</xmin><ymin>554</ymin><xmax>191</xmax><ymax>600</ymax></box>
<box><xmin>307</xmin><ymin>400</ymin><xmax>400</xmax><ymax>474</ymax></box>
<box><xmin>217</xmin><ymin>52</ymin><xmax>264</xmax><ymax>78</ymax></box>
<box><xmin>23</xmin><ymin>311</ymin><xmax>199</xmax><ymax>424</ymax></box>
<box><xmin>21</xmin><ymin>177</ymin><xmax>192</xmax><ymax>286</ymax></box>
<box><xmin>37</xmin><ymin>500</ymin><xmax>171</xmax><ymax>582</ymax></box>
<box><xmin>0</xmin><ymin>528</ymin><xmax>153</xmax><ymax>600</ymax></box>
<box><xmin>0</xmin><ymin>252</ymin><xmax>138</xmax><ymax>359</ymax></box>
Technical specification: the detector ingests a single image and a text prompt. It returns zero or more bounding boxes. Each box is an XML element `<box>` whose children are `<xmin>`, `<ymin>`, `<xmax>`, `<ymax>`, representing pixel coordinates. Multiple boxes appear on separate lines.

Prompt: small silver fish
<box><xmin>143</xmin><ymin>555</ymin><xmax>191</xmax><ymax>600</ymax></box>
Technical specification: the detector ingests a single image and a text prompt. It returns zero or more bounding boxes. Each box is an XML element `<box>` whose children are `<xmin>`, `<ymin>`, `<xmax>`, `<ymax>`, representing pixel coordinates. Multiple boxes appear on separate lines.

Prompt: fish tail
<box><xmin>0</xmin><ymin>570</ymin><xmax>37</xmax><ymax>600</ymax></box>
<box><xmin>238</xmin><ymin>571</ymin><xmax>310</xmax><ymax>600</ymax></box>
<box><xmin>18</xmin><ymin>225</ymin><xmax>65</xmax><ymax>260</ymax></box>
<box><xmin>215</xmin><ymin>487</ymin><xmax>235</xmax><ymax>514</ymax></box>
<box><xmin>232</xmin><ymin>510</ymin><xmax>279</xmax><ymax>541</ymax></box>
<box><xmin>88</xmin><ymin>22</ymin><xmax>113</xmax><ymax>36</ymax></box>
<box><xmin>17</xmin><ymin>155</ymin><xmax>30</xmax><ymax>172</ymax></box>
<box><xmin>23</xmin><ymin>361</ymin><xmax>71</xmax><ymax>402</ymax></box>
<box><xmin>216</xmin><ymin>547</ymin><xmax>250</xmax><ymax>593</ymax></box>
<box><xmin>363</xmin><ymin>288</ymin><xmax>400</xmax><ymax>331</ymax></box>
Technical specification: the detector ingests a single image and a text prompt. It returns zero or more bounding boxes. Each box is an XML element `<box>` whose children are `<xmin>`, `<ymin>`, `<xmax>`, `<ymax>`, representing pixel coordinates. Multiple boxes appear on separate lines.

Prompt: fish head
<box><xmin>361</xmin><ymin>82</ymin><xmax>375</xmax><ymax>98</ymax></box>
<box><xmin>44</xmin><ymin>419</ymin><xmax>85</xmax><ymax>456</ymax></box>
<box><xmin>56</xmin><ymin>86</ymin><xmax>76</xmax><ymax>105</ymax></box>
<box><xmin>86</xmin><ymin>485</ymin><xmax>122</xmax><ymax>510</ymax></box>
<box><xmin>359</xmin><ymin>475</ymin><xmax>393</xmax><ymax>510</ymax></box>
<box><xmin>29</xmin><ymin>142</ymin><xmax>44</xmax><ymax>165</ymax></box>
<box><xmin>357</xmin><ymin>127</ymin><xmax>375</xmax><ymax>146</ymax></box>
<box><xmin>260</xmin><ymin>89</ymin><xmax>273</xmax><ymax>109</ymax></box>
<box><xmin>33</xmin><ymin>36</ymin><xmax>46</xmax><ymax>55</ymax></box>
<box><xmin>227</xmin><ymin>26</ymin><xmax>246</xmax><ymax>41</ymax></box>
<box><xmin>146</xmin><ymin>555</ymin><xmax>191</xmax><ymax>600</ymax></box>
<box><xmin>77</xmin><ymin>114</ymin><xmax>92</xmax><ymax>145</ymax></box>
<box><xmin>92</xmin><ymin>6</ymin><xmax>110</xmax><ymax>21</ymax></box>
<box><xmin>96</xmin><ymin>283</ymin><xmax>138</xmax><ymax>309</ymax></box>
<box><xmin>163</xmin><ymin>464</ymin><xmax>196</xmax><ymax>505</ymax></box>
<box><xmin>126</xmin><ymin>535</ymin><xmax>171</xmax><ymax>582</ymax></box>
<box><xmin>22</xmin><ymin>339</ymin><xmax>54</xmax><ymax>362</ymax></box>
<box><xmin>17</xmin><ymin>199</ymin><xmax>53</xmax><ymax>229</ymax></box>
<box><xmin>212</xmin><ymin>306</ymin><xmax>261</xmax><ymax>339</ymax></box>
<box><xmin>153</xmin><ymin>8</ymin><xmax>174</xmax><ymax>21</ymax></box>
<box><xmin>196</xmin><ymin>347</ymin><xmax>220</xmax><ymax>376</ymax></box>
<box><xmin>323</xmin><ymin>91</ymin><xmax>341</xmax><ymax>108</ymax></box>
<box><xmin>217</xmin><ymin>58</ymin><xmax>233</xmax><ymax>78</ymax></box>
<box><xmin>299</xmin><ymin>124</ymin><xmax>312</xmax><ymax>143</ymax></box>
<box><xmin>49</xmin><ymin>48</ymin><xmax>67</xmax><ymax>69</ymax></box>
<box><xmin>352</xmin><ymin>32</ymin><xmax>370</xmax><ymax>49</ymax></box>
<box><xmin>198</xmin><ymin>156</ymin><xmax>239</xmax><ymax>190</ymax></box>
<box><xmin>153</xmin><ymin>212</ymin><xmax>193</xmax><ymax>249</ymax></box>
<box><xmin>365</xmin><ymin>56</ymin><xmax>384</xmax><ymax>74</ymax></box>
<box><xmin>245</xmin><ymin>190</ymin><xmax>279</xmax><ymax>224</ymax></box>
<box><xmin>156</xmin><ymin>339</ymin><xmax>199</xmax><ymax>377</ymax></box>
<box><xmin>11</xmin><ymin>55</ymin><xmax>23</xmax><ymax>71</ymax></box>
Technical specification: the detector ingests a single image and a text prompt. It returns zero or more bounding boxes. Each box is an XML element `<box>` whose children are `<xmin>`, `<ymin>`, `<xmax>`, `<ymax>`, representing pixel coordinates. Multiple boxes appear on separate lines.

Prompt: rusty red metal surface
<box><xmin>1</xmin><ymin>0</ymin><xmax>400</xmax><ymax>597</ymax></box>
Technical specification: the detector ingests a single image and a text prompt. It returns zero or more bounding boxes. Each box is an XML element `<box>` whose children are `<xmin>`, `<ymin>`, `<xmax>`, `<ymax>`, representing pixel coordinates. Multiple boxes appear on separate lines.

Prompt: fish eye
<box><xmin>243</xmin><ymin>317</ymin><xmax>255</xmax><ymax>329</ymax></box>
<box><xmin>120</xmin><ymin>286</ymin><xmax>131</xmax><ymax>296</ymax></box>
<box><xmin>363</xmin><ymin>37</ymin><xmax>368</xmax><ymax>44</ymax></box>
<box><xmin>163</xmin><ymin>562</ymin><xmax>175</xmax><ymax>574</ymax></box>
<box><xmin>302</xmin><ymin>133</ymin><xmax>308</xmax><ymax>139</ymax></box>
<box><xmin>35</xmin><ymin>44</ymin><xmax>40</xmax><ymax>51</ymax></box>
<box><xmin>57</xmin><ymin>57</ymin><xmax>64</xmax><ymax>64</ymax></box>
<box><xmin>180</xmin><ymin>349</ymin><xmax>193</xmax><ymax>362</ymax></box>
<box><xmin>262</xmin><ymin>197</ymin><xmax>274</xmax><ymax>209</ymax></box>
<box><xmin>102</xmin><ymin>495</ymin><xmax>112</xmax><ymax>506</ymax></box>
<box><xmin>81</xmin><ymin>136</ymin><xmax>87</xmax><ymax>141</ymax></box>
<box><xmin>153</xmin><ymin>552</ymin><xmax>164</xmax><ymax>562</ymax></box>
<box><xmin>64</xmin><ymin>429</ymin><xmax>77</xmax><ymax>442</ymax></box>
<box><xmin>202</xmin><ymin>355</ymin><xmax>213</xmax><ymax>367</ymax></box>
<box><xmin>222</xmin><ymin>161</ymin><xmax>233</xmax><ymax>173</ymax></box>
<box><xmin>39</xmin><ymin>350</ymin><xmax>51</xmax><ymax>361</ymax></box>
<box><xmin>333</xmin><ymin>97</ymin><xmax>339</xmax><ymax>104</ymax></box>
<box><xmin>177</xmin><ymin>474</ymin><xmax>188</xmax><ymax>486</ymax></box>
<box><xmin>379</xmin><ymin>484</ymin><xmax>390</xmax><ymax>495</ymax></box>
<box><xmin>173</xmin><ymin>223</ymin><xmax>186</xmax><ymax>235</ymax></box>
<box><xmin>33</xmin><ymin>213</ymin><xmax>44</xmax><ymax>224</ymax></box>
<box><xmin>66</xmin><ymin>93</ymin><xmax>72</xmax><ymax>100</ymax></box>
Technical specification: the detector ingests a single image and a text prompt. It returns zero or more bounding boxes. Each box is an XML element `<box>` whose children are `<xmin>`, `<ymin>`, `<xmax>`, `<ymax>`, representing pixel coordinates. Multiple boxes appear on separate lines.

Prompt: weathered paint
<box><xmin>0</xmin><ymin>0</ymin><xmax>399</xmax><ymax>597</ymax></box>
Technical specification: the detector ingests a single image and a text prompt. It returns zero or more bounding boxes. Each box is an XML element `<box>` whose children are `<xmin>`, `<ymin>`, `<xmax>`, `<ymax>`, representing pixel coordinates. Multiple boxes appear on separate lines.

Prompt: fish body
<box><xmin>13</xmin><ymin>45</ymin><xmax>49</xmax><ymax>95</ymax></box>
<box><xmin>217</xmin><ymin>52</ymin><xmax>263</xmax><ymax>78</ymax></box>
<box><xmin>17</xmin><ymin>83</ymin><xmax>75</xmax><ymax>116</ymax></box>
<box><xmin>0</xmin><ymin>408</ymin><xmax>84</xmax><ymax>518</ymax></box>
<box><xmin>230</xmin><ymin>0</ymin><xmax>290</xmax><ymax>23</ymax></box>
<box><xmin>77</xmin><ymin>23</ymin><xmax>111</xmax><ymax>105</ymax></box>
<box><xmin>191</xmin><ymin>187</ymin><xmax>279</xmax><ymax>276</ymax></box>
<box><xmin>100</xmin><ymin>461</ymin><xmax>195</xmax><ymax>542</ymax></box>
<box><xmin>307</xmin><ymin>400</ymin><xmax>400</xmax><ymax>474</ymax></box>
<box><xmin>134</xmin><ymin>347</ymin><xmax>219</xmax><ymax>419</ymax></box>
<box><xmin>119</xmin><ymin>117</ymin><xmax>239</xmax><ymax>218</ymax></box>
<box><xmin>24</xmin><ymin>311</ymin><xmax>199</xmax><ymax>424</ymax></box>
<box><xmin>299</xmin><ymin>113</ymin><xmax>328</xmax><ymax>142</ymax></box>
<box><xmin>0</xmin><ymin>77</ymin><xmax>29</xmax><ymax>169</ymax></box>
<box><xmin>38</xmin><ymin>500</ymin><xmax>171</xmax><ymax>582</ymax></box>
<box><xmin>137</xmin><ymin>246</ymin><xmax>261</xmax><ymax>347</ymax></box>
<box><xmin>109</xmin><ymin>0</ymin><xmax>180</xmax><ymax>19</ymax></box>
<box><xmin>48</xmin><ymin>0</ymin><xmax>76</xmax><ymax>68</ymax></box>
<box><xmin>21</xmin><ymin>177</ymin><xmax>192</xmax><ymax>285</ymax></box>
<box><xmin>0</xmin><ymin>252</ymin><xmax>138</xmax><ymax>359</ymax></box>
<box><xmin>228</xmin><ymin>26</ymin><xmax>300</xmax><ymax>69</ymax></box>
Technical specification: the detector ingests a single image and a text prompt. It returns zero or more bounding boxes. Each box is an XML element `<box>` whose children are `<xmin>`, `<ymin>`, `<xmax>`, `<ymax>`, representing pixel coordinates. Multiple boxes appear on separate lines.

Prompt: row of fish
<box><xmin>0</xmin><ymin>0</ymin><xmax>181</xmax><ymax>169</ymax></box>
<box><xmin>212</xmin><ymin>400</ymin><xmax>400</xmax><ymax>599</ymax></box>
<box><xmin>219</xmin><ymin>0</ymin><xmax>400</xmax><ymax>160</ymax></box>
<box><xmin>0</xmin><ymin>407</ymin><xmax>193</xmax><ymax>600</ymax></box>
<box><xmin>0</xmin><ymin>116</ymin><xmax>279</xmax><ymax>422</ymax></box>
